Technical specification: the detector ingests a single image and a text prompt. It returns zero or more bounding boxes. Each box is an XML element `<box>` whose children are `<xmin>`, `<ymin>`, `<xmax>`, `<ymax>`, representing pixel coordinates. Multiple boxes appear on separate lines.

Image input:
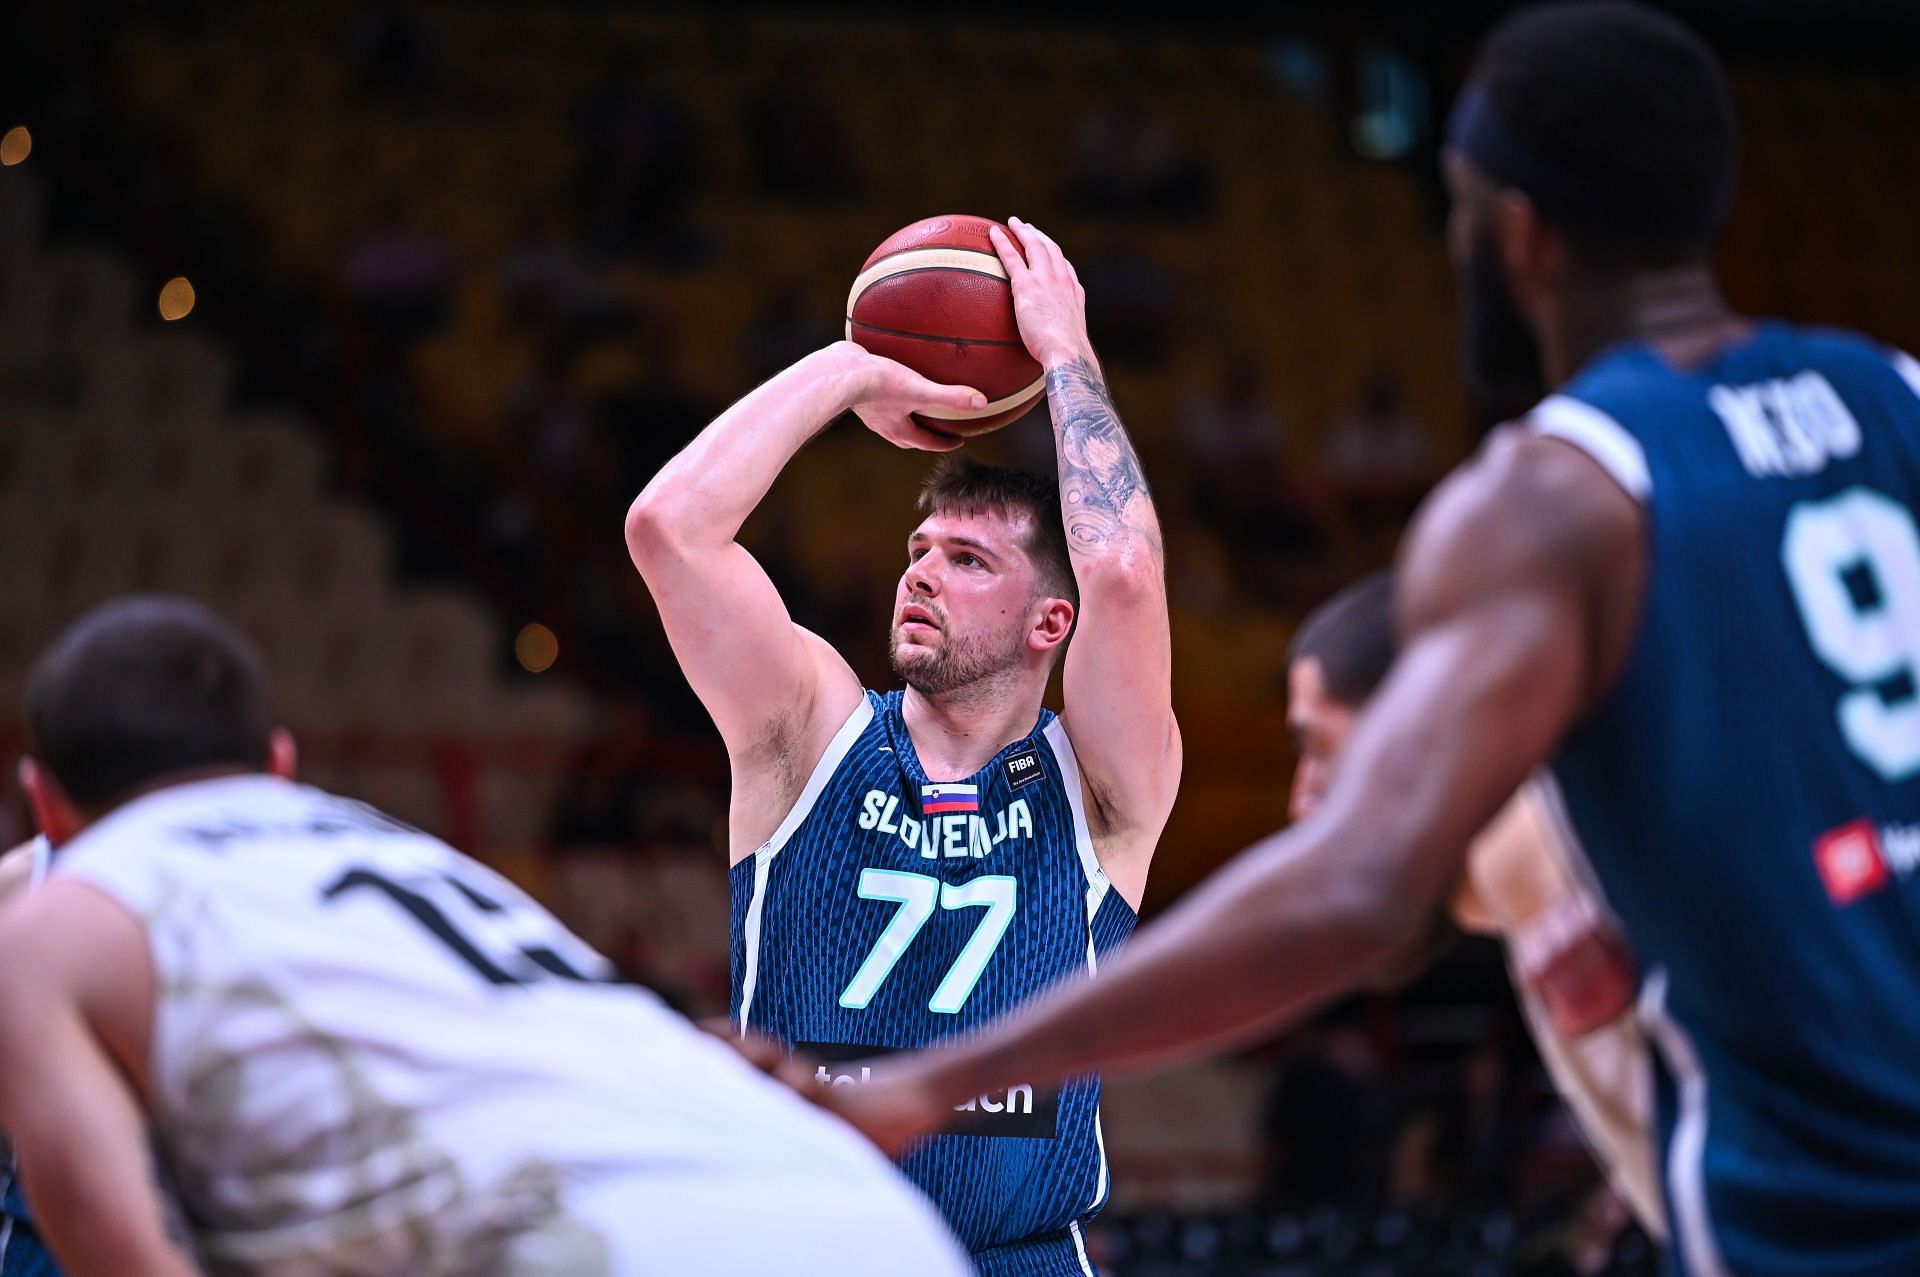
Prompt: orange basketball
<box><xmin>846</xmin><ymin>215</ymin><xmax>1046</xmax><ymax>437</ymax></box>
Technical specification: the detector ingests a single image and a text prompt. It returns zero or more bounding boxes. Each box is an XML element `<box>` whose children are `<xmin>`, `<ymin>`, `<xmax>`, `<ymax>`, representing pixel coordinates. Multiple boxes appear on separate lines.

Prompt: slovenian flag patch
<box><xmin>921</xmin><ymin>782</ymin><xmax>979</xmax><ymax>816</ymax></box>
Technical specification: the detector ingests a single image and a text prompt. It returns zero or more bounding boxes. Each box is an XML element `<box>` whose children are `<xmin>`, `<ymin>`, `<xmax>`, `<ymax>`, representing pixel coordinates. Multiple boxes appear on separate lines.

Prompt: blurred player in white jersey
<box><xmin>1285</xmin><ymin>572</ymin><xmax>1662</xmax><ymax>1237</ymax></box>
<box><xmin>0</xmin><ymin>596</ymin><xmax>969</xmax><ymax>1277</ymax></box>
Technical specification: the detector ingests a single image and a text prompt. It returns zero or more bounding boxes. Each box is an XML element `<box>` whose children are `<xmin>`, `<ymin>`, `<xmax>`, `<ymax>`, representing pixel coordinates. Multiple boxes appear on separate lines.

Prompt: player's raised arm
<box><xmin>0</xmin><ymin>882</ymin><xmax>194</xmax><ymax>1277</ymax></box>
<box><xmin>626</xmin><ymin>344</ymin><xmax>986</xmax><ymax>789</ymax></box>
<box><xmin>991</xmin><ymin>219</ymin><xmax>1179</xmax><ymax>907</ymax></box>
<box><xmin>809</xmin><ymin>431</ymin><xmax>1646</xmax><ymax>1151</ymax></box>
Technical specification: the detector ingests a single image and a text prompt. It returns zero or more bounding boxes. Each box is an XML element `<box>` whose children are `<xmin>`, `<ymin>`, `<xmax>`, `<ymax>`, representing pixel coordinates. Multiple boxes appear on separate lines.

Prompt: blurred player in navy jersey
<box><xmin>813</xmin><ymin>6</ymin><xmax>1920</xmax><ymax>1274</ymax></box>
<box><xmin>627</xmin><ymin>218</ymin><xmax>1179</xmax><ymax>1276</ymax></box>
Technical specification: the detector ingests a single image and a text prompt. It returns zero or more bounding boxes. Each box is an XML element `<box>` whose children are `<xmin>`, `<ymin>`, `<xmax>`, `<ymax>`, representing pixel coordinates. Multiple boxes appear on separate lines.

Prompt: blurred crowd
<box><xmin>309</xmin><ymin>10</ymin><xmax>1450</xmax><ymax>670</ymax></box>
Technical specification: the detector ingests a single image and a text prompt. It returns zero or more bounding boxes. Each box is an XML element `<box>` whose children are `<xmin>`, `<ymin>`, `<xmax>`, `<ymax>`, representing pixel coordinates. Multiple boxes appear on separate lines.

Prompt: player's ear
<box><xmin>267</xmin><ymin>728</ymin><xmax>298</xmax><ymax>781</ymax></box>
<box><xmin>1030</xmin><ymin>596</ymin><xmax>1075</xmax><ymax>652</ymax></box>
<box><xmin>17</xmin><ymin>758</ymin><xmax>82</xmax><ymax>847</ymax></box>
<box><xmin>1495</xmin><ymin>188</ymin><xmax>1553</xmax><ymax>300</ymax></box>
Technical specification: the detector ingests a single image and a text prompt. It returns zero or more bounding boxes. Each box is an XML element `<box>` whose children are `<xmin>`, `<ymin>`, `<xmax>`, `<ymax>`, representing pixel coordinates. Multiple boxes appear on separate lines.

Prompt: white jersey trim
<box><xmin>736</xmin><ymin>853</ymin><xmax>774</xmax><ymax>1031</ymax></box>
<box><xmin>1083</xmin><ymin>893</ymin><xmax>1112</xmax><ymax>1215</ymax></box>
<box><xmin>1089</xmin><ymin>1104</ymin><xmax>1111</xmax><ymax>1215</ymax></box>
<box><xmin>27</xmin><ymin>835</ymin><xmax>50</xmax><ymax>888</ymax></box>
<box><xmin>1042</xmin><ymin>717</ymin><xmax>1115</xmax><ymax>1217</ymax></box>
<box><xmin>1069</xmin><ymin>1219</ymin><xmax>1096</xmax><ymax>1277</ymax></box>
<box><xmin>737</xmin><ymin>695</ymin><xmax>875</xmax><ymax>1032</ymax></box>
<box><xmin>1640</xmin><ymin>968</ymin><xmax>1729</xmax><ymax>1277</ymax></box>
<box><xmin>1531</xmin><ymin>394</ymin><xmax>1653</xmax><ymax>502</ymax></box>
<box><xmin>759</xmin><ymin>695</ymin><xmax>876</xmax><ymax>862</ymax></box>
<box><xmin>1041</xmin><ymin>719</ymin><xmax>1108</xmax><ymax>900</ymax></box>
<box><xmin>1890</xmin><ymin>350</ymin><xmax>1920</xmax><ymax>403</ymax></box>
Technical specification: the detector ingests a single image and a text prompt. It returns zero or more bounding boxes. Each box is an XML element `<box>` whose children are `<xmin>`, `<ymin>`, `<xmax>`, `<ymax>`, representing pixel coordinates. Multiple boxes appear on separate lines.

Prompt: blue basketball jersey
<box><xmin>0</xmin><ymin>839</ymin><xmax>51</xmax><ymax>1256</ymax></box>
<box><xmin>1533</xmin><ymin>322</ymin><xmax>1920</xmax><ymax>1277</ymax></box>
<box><xmin>0</xmin><ymin>1101</ymin><xmax>28</xmax><ymax>1245</ymax></box>
<box><xmin>0</xmin><ymin>1212</ymin><xmax>58</xmax><ymax>1277</ymax></box>
<box><xmin>0</xmin><ymin>1167</ymin><xmax>39</xmax><ymax>1275</ymax></box>
<box><xmin>731</xmin><ymin>690</ymin><xmax>1135</xmax><ymax>1267</ymax></box>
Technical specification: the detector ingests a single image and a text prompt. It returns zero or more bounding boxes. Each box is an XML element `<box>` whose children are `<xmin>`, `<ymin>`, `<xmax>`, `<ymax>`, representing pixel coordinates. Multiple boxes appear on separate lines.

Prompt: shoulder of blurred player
<box><xmin>1397</xmin><ymin>423</ymin><xmax>1647</xmax><ymax>708</ymax></box>
<box><xmin>0</xmin><ymin>878</ymin><xmax>157</xmax><ymax>1104</ymax></box>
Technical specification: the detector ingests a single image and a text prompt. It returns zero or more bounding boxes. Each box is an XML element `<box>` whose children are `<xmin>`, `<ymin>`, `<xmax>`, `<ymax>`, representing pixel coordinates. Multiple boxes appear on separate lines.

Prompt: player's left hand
<box><xmin>990</xmin><ymin>218</ymin><xmax>1095</xmax><ymax>371</ymax></box>
<box><xmin>830</xmin><ymin>342</ymin><xmax>981</xmax><ymax>453</ymax></box>
<box><xmin>777</xmin><ymin>1055</ymin><xmax>947</xmax><ymax>1157</ymax></box>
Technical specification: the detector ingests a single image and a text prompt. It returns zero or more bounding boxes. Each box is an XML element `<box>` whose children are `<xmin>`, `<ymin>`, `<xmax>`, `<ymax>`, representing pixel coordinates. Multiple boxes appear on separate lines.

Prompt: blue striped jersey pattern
<box><xmin>731</xmin><ymin>690</ymin><xmax>1134</xmax><ymax>1262</ymax></box>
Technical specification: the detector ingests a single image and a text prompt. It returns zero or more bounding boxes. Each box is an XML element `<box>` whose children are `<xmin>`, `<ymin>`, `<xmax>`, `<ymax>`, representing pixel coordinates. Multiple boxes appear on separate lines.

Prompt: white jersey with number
<box><xmin>54</xmin><ymin>775</ymin><xmax>966</xmax><ymax>1277</ymax></box>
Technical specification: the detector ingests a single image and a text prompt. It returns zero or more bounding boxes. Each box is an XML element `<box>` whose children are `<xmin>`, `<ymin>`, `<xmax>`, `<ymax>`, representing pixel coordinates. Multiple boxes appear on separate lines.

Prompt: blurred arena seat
<box><xmin>0</xmin><ymin>170</ymin><xmax>599</xmax><ymax>868</ymax></box>
<box><xmin>104</xmin><ymin>12</ymin><xmax>1452</xmax><ymax>687</ymax></box>
<box><xmin>111</xmin><ymin>7</ymin><xmax>1920</xmax><ymax>906</ymax></box>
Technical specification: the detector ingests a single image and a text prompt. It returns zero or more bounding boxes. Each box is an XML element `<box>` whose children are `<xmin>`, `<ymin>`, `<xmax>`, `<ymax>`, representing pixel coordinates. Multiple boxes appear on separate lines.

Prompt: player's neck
<box><xmin>1544</xmin><ymin>263</ymin><xmax>1741</xmax><ymax>386</ymax></box>
<box><xmin>900</xmin><ymin>681</ymin><xmax>1043</xmax><ymax>781</ymax></box>
<box><xmin>71</xmin><ymin>766</ymin><xmax>277</xmax><ymax>833</ymax></box>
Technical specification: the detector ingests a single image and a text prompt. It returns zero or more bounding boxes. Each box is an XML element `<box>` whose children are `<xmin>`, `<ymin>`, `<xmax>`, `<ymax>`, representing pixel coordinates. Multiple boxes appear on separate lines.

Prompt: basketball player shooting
<box><xmin>626</xmin><ymin>217</ymin><xmax>1180</xmax><ymax>1276</ymax></box>
<box><xmin>0</xmin><ymin>598</ymin><xmax>970</xmax><ymax>1277</ymax></box>
<box><xmin>808</xmin><ymin>6</ymin><xmax>1920</xmax><ymax>1274</ymax></box>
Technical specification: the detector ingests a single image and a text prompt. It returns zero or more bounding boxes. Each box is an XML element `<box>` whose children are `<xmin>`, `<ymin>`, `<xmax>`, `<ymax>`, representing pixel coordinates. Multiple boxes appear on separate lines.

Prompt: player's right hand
<box><xmin>827</xmin><ymin>342</ymin><xmax>985</xmax><ymax>453</ymax></box>
<box><xmin>989</xmin><ymin>217</ymin><xmax>1092</xmax><ymax>372</ymax></box>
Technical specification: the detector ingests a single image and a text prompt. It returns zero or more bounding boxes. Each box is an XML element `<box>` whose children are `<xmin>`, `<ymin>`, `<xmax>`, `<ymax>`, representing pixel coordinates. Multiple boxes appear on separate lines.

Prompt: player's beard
<box><xmin>1461</xmin><ymin>220</ymin><xmax>1547</xmax><ymax>416</ymax></box>
<box><xmin>890</xmin><ymin>619</ymin><xmax>1025</xmax><ymax>700</ymax></box>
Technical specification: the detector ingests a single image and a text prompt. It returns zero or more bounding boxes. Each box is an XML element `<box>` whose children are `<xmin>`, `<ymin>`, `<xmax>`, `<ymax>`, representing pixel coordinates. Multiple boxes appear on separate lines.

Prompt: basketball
<box><xmin>846</xmin><ymin>215</ymin><xmax>1046</xmax><ymax>437</ymax></box>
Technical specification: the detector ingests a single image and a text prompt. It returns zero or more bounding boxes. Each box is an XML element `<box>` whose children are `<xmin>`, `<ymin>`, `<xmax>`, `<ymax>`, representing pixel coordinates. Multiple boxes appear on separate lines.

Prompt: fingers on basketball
<box><xmin>907</xmin><ymin>425</ymin><xmax>966</xmax><ymax>453</ymax></box>
<box><xmin>861</xmin><ymin>405</ymin><xmax>964</xmax><ymax>453</ymax></box>
<box><xmin>987</xmin><ymin>224</ymin><xmax>1028</xmax><ymax>279</ymax></box>
<box><xmin>921</xmin><ymin>375</ymin><xmax>987</xmax><ymax>413</ymax></box>
<box><xmin>1009</xmin><ymin>217</ymin><xmax>1069</xmax><ymax>276</ymax></box>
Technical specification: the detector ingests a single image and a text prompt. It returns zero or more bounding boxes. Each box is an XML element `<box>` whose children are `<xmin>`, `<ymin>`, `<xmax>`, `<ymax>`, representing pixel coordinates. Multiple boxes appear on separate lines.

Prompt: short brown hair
<box><xmin>1287</xmin><ymin>571</ymin><xmax>1397</xmax><ymax>706</ymax></box>
<box><xmin>917</xmin><ymin>456</ymin><xmax>1077</xmax><ymax>605</ymax></box>
<box><xmin>28</xmin><ymin>596</ymin><xmax>273</xmax><ymax>809</ymax></box>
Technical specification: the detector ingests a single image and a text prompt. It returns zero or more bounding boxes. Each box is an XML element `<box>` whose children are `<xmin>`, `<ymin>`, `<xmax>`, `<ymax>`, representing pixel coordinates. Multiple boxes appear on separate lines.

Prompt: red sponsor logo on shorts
<box><xmin>1814</xmin><ymin>819</ymin><xmax>1889</xmax><ymax>906</ymax></box>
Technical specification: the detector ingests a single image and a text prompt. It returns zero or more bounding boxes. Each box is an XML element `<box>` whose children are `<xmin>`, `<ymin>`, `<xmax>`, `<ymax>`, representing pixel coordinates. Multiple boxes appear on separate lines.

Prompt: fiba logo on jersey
<box><xmin>1002</xmin><ymin>743</ymin><xmax>1047</xmax><ymax>791</ymax></box>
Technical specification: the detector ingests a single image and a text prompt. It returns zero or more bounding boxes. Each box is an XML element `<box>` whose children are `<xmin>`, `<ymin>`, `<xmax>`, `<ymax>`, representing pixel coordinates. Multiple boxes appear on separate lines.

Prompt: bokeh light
<box><xmin>515</xmin><ymin>623</ymin><xmax>558</xmax><ymax>673</ymax></box>
<box><xmin>157</xmin><ymin>276</ymin><xmax>196</xmax><ymax>321</ymax></box>
<box><xmin>0</xmin><ymin>126</ymin><xmax>30</xmax><ymax>166</ymax></box>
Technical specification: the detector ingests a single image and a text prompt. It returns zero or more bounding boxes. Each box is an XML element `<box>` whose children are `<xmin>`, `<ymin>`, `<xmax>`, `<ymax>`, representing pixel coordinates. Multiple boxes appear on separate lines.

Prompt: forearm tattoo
<box><xmin>1048</xmin><ymin>357</ymin><xmax>1161</xmax><ymax>559</ymax></box>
